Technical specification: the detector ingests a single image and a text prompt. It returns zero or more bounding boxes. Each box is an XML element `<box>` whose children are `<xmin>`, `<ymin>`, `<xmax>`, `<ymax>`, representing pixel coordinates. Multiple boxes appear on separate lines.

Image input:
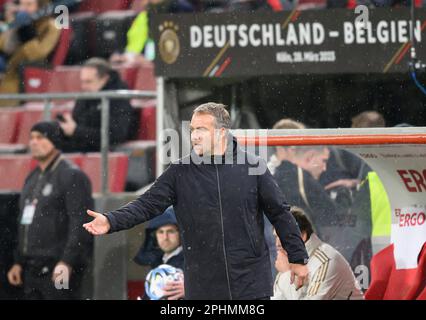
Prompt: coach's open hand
<box><xmin>290</xmin><ymin>263</ymin><xmax>309</xmax><ymax>290</ymax></box>
<box><xmin>83</xmin><ymin>210</ymin><xmax>111</xmax><ymax>235</ymax></box>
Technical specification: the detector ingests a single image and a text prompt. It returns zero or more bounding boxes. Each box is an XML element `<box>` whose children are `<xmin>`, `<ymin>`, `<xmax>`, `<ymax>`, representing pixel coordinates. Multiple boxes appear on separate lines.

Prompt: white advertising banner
<box><xmin>344</xmin><ymin>144</ymin><xmax>426</xmax><ymax>270</ymax></box>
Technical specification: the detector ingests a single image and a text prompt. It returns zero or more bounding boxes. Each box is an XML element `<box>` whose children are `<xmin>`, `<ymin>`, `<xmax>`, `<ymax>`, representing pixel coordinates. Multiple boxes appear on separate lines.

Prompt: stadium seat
<box><xmin>115</xmin><ymin>140</ymin><xmax>156</xmax><ymax>191</ymax></box>
<box><xmin>134</xmin><ymin>63</ymin><xmax>156</xmax><ymax>91</ymax></box>
<box><xmin>0</xmin><ymin>155</ymin><xmax>33</xmax><ymax>191</ymax></box>
<box><xmin>117</xmin><ymin>65</ymin><xmax>139</xmax><ymax>89</ymax></box>
<box><xmin>51</xmin><ymin>26</ymin><xmax>73</xmax><ymax>67</ymax></box>
<box><xmin>78</xmin><ymin>0</ymin><xmax>133</xmax><ymax>13</ymax></box>
<box><xmin>25</xmin><ymin>65</ymin><xmax>138</xmax><ymax>94</ymax></box>
<box><xmin>80</xmin><ymin>153</ymin><xmax>129</xmax><ymax>193</ymax></box>
<box><xmin>136</xmin><ymin>99</ymin><xmax>156</xmax><ymax>141</ymax></box>
<box><xmin>297</xmin><ymin>0</ymin><xmax>326</xmax><ymax>10</ymax></box>
<box><xmin>16</xmin><ymin>110</ymin><xmax>44</xmax><ymax>145</ymax></box>
<box><xmin>63</xmin><ymin>153</ymin><xmax>85</xmax><ymax>168</ymax></box>
<box><xmin>24</xmin><ymin>66</ymin><xmax>81</xmax><ymax>94</ymax></box>
<box><xmin>0</xmin><ymin>109</ymin><xmax>22</xmax><ymax>143</ymax></box>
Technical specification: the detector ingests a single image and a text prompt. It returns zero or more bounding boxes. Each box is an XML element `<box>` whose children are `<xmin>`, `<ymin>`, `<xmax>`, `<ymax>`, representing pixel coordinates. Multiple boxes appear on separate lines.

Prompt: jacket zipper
<box><xmin>23</xmin><ymin>225</ymin><xmax>29</xmax><ymax>256</ymax></box>
<box><xmin>23</xmin><ymin>172</ymin><xmax>44</xmax><ymax>257</ymax></box>
<box><xmin>215</xmin><ymin>164</ymin><xmax>233</xmax><ymax>300</ymax></box>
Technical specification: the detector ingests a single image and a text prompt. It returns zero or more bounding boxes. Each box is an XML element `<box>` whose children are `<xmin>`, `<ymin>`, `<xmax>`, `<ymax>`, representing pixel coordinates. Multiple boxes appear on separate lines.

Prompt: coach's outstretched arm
<box><xmin>83</xmin><ymin>165</ymin><xmax>177</xmax><ymax>235</ymax></box>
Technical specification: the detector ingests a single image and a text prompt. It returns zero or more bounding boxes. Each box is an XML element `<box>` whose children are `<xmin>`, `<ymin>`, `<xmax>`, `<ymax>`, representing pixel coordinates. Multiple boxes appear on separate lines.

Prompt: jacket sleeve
<box><xmin>60</xmin><ymin>168</ymin><xmax>94</xmax><ymax>267</ymax></box>
<box><xmin>303</xmin><ymin>258</ymin><xmax>335</xmax><ymax>300</ymax></box>
<box><xmin>258</xmin><ymin>165</ymin><xmax>309</xmax><ymax>264</ymax></box>
<box><xmin>7</xmin><ymin>19</ymin><xmax>60</xmax><ymax>70</ymax></box>
<box><xmin>104</xmin><ymin>164</ymin><xmax>177</xmax><ymax>233</ymax></box>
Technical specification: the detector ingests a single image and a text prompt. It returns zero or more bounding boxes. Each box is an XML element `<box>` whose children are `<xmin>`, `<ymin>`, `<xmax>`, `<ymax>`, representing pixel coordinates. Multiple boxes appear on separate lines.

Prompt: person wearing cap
<box><xmin>7</xmin><ymin>121</ymin><xmax>94</xmax><ymax>300</ymax></box>
<box><xmin>135</xmin><ymin>207</ymin><xmax>185</xmax><ymax>300</ymax></box>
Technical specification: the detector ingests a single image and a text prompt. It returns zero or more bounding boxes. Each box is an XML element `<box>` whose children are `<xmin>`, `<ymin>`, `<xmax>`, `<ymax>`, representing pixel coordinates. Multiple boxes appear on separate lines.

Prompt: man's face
<box><xmin>190</xmin><ymin>113</ymin><xmax>223</xmax><ymax>156</ymax></box>
<box><xmin>299</xmin><ymin>148</ymin><xmax>330</xmax><ymax>180</ymax></box>
<box><xmin>19</xmin><ymin>0</ymin><xmax>38</xmax><ymax>14</ymax></box>
<box><xmin>156</xmin><ymin>224</ymin><xmax>180</xmax><ymax>254</ymax></box>
<box><xmin>80</xmin><ymin>67</ymin><xmax>109</xmax><ymax>92</ymax></box>
<box><xmin>29</xmin><ymin>131</ymin><xmax>55</xmax><ymax>161</ymax></box>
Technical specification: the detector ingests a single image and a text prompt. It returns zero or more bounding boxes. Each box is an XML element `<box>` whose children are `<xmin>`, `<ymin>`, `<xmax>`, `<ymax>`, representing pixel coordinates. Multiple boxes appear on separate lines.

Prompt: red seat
<box><xmin>63</xmin><ymin>153</ymin><xmax>84</xmax><ymax>168</ymax></box>
<box><xmin>0</xmin><ymin>155</ymin><xmax>33</xmax><ymax>191</ymax></box>
<box><xmin>365</xmin><ymin>243</ymin><xmax>426</xmax><ymax>300</ymax></box>
<box><xmin>117</xmin><ymin>66</ymin><xmax>139</xmax><ymax>90</ymax></box>
<box><xmin>137</xmin><ymin>99</ymin><xmax>156</xmax><ymax>140</ymax></box>
<box><xmin>80</xmin><ymin>153</ymin><xmax>129</xmax><ymax>193</ymax></box>
<box><xmin>25</xmin><ymin>65</ymin><xmax>137</xmax><ymax>94</ymax></box>
<box><xmin>24</xmin><ymin>66</ymin><xmax>82</xmax><ymax>94</ymax></box>
<box><xmin>51</xmin><ymin>26</ymin><xmax>73</xmax><ymax>67</ymax></box>
<box><xmin>297</xmin><ymin>0</ymin><xmax>326</xmax><ymax>10</ymax></box>
<box><xmin>134</xmin><ymin>63</ymin><xmax>156</xmax><ymax>91</ymax></box>
<box><xmin>0</xmin><ymin>109</ymin><xmax>23</xmax><ymax>143</ymax></box>
<box><xmin>16</xmin><ymin>110</ymin><xmax>44</xmax><ymax>145</ymax></box>
<box><xmin>78</xmin><ymin>0</ymin><xmax>133</xmax><ymax>13</ymax></box>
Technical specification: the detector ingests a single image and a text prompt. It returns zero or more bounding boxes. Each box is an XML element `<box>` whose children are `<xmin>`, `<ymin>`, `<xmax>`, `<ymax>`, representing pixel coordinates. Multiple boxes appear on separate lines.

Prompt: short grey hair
<box><xmin>293</xmin><ymin>146</ymin><xmax>328</xmax><ymax>156</ymax></box>
<box><xmin>193</xmin><ymin>102</ymin><xmax>231</xmax><ymax>129</ymax></box>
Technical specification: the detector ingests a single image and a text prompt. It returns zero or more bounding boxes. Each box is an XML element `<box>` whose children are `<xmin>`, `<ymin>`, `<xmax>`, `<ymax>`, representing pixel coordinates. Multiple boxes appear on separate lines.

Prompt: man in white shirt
<box><xmin>272</xmin><ymin>207</ymin><xmax>364</xmax><ymax>300</ymax></box>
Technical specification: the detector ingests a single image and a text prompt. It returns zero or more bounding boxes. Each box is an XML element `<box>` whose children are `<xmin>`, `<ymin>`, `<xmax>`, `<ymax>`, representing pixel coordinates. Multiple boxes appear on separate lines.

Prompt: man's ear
<box><xmin>301</xmin><ymin>231</ymin><xmax>308</xmax><ymax>243</ymax></box>
<box><xmin>101</xmin><ymin>74</ymin><xmax>110</xmax><ymax>85</ymax></box>
<box><xmin>304</xmin><ymin>150</ymin><xmax>315</xmax><ymax>163</ymax></box>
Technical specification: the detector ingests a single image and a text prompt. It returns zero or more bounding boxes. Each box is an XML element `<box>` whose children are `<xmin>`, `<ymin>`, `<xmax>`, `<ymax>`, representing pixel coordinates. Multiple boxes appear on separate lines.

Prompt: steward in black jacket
<box><xmin>104</xmin><ymin>135</ymin><xmax>308</xmax><ymax>300</ymax></box>
<box><xmin>9</xmin><ymin>121</ymin><xmax>93</xmax><ymax>299</ymax></box>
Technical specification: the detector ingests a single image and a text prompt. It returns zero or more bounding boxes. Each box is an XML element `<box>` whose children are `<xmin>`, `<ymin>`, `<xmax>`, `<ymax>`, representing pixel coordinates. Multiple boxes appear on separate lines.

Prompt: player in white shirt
<box><xmin>272</xmin><ymin>207</ymin><xmax>364</xmax><ymax>300</ymax></box>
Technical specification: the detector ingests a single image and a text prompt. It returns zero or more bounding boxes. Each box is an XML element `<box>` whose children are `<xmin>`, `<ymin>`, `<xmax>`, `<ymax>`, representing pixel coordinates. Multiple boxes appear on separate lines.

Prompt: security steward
<box><xmin>7</xmin><ymin>121</ymin><xmax>93</xmax><ymax>299</ymax></box>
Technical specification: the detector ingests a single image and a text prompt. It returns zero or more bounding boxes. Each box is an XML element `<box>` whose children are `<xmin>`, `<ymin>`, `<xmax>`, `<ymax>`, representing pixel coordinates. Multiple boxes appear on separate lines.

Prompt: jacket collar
<box><xmin>305</xmin><ymin>233</ymin><xmax>323</xmax><ymax>257</ymax></box>
<box><xmin>190</xmin><ymin>133</ymin><xmax>240</xmax><ymax>165</ymax></box>
<box><xmin>163</xmin><ymin>246</ymin><xmax>183</xmax><ymax>264</ymax></box>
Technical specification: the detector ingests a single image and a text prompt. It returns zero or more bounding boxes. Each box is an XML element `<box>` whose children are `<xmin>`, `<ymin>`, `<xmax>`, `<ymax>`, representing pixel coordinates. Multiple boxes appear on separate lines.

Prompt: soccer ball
<box><xmin>145</xmin><ymin>264</ymin><xmax>183</xmax><ymax>300</ymax></box>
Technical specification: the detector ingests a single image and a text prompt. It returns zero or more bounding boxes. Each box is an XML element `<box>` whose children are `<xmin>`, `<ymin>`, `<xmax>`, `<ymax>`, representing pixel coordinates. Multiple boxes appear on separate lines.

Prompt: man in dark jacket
<box><xmin>84</xmin><ymin>102</ymin><xmax>309</xmax><ymax>300</ymax></box>
<box><xmin>7</xmin><ymin>121</ymin><xmax>94</xmax><ymax>299</ymax></box>
<box><xmin>59</xmin><ymin>57</ymin><xmax>134</xmax><ymax>153</ymax></box>
<box><xmin>136</xmin><ymin>206</ymin><xmax>185</xmax><ymax>300</ymax></box>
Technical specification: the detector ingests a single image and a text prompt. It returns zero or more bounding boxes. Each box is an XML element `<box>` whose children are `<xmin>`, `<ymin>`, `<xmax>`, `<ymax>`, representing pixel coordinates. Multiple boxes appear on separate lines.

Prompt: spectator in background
<box><xmin>272</xmin><ymin>207</ymin><xmax>364</xmax><ymax>300</ymax></box>
<box><xmin>265</xmin><ymin>118</ymin><xmax>306</xmax><ymax>280</ymax></box>
<box><xmin>110</xmin><ymin>0</ymin><xmax>196</xmax><ymax>66</ymax></box>
<box><xmin>134</xmin><ymin>207</ymin><xmax>185</xmax><ymax>300</ymax></box>
<box><xmin>7</xmin><ymin>121</ymin><xmax>93</xmax><ymax>299</ymax></box>
<box><xmin>59</xmin><ymin>58</ymin><xmax>135</xmax><ymax>153</ymax></box>
<box><xmin>0</xmin><ymin>0</ymin><xmax>60</xmax><ymax>106</ymax></box>
<box><xmin>351</xmin><ymin>110</ymin><xmax>386</xmax><ymax>128</ymax></box>
<box><xmin>273</xmin><ymin>144</ymin><xmax>338</xmax><ymax>233</ymax></box>
<box><xmin>267</xmin><ymin>118</ymin><xmax>306</xmax><ymax>175</ymax></box>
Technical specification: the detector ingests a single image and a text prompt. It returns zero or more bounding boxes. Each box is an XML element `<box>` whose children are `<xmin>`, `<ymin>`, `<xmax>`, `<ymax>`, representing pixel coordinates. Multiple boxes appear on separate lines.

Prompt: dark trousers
<box><xmin>22</xmin><ymin>258</ymin><xmax>85</xmax><ymax>300</ymax></box>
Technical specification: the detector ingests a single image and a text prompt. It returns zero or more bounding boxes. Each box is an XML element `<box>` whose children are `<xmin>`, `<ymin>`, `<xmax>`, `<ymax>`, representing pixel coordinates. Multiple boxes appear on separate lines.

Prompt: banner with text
<box><xmin>152</xmin><ymin>8</ymin><xmax>426</xmax><ymax>77</ymax></box>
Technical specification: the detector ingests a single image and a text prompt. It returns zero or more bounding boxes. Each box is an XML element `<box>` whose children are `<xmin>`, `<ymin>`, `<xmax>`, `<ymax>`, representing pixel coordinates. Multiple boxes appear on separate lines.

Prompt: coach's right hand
<box><xmin>83</xmin><ymin>210</ymin><xmax>110</xmax><ymax>235</ymax></box>
<box><xmin>7</xmin><ymin>264</ymin><xmax>23</xmax><ymax>286</ymax></box>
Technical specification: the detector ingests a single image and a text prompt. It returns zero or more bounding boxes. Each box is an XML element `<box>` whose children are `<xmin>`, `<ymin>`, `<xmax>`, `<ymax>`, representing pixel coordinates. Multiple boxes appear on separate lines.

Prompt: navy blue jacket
<box><xmin>105</xmin><ymin>136</ymin><xmax>308</xmax><ymax>300</ymax></box>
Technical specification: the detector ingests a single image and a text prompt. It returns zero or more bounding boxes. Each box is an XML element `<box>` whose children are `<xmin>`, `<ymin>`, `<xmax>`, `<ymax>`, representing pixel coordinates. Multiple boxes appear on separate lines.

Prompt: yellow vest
<box><xmin>368</xmin><ymin>172</ymin><xmax>391</xmax><ymax>237</ymax></box>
